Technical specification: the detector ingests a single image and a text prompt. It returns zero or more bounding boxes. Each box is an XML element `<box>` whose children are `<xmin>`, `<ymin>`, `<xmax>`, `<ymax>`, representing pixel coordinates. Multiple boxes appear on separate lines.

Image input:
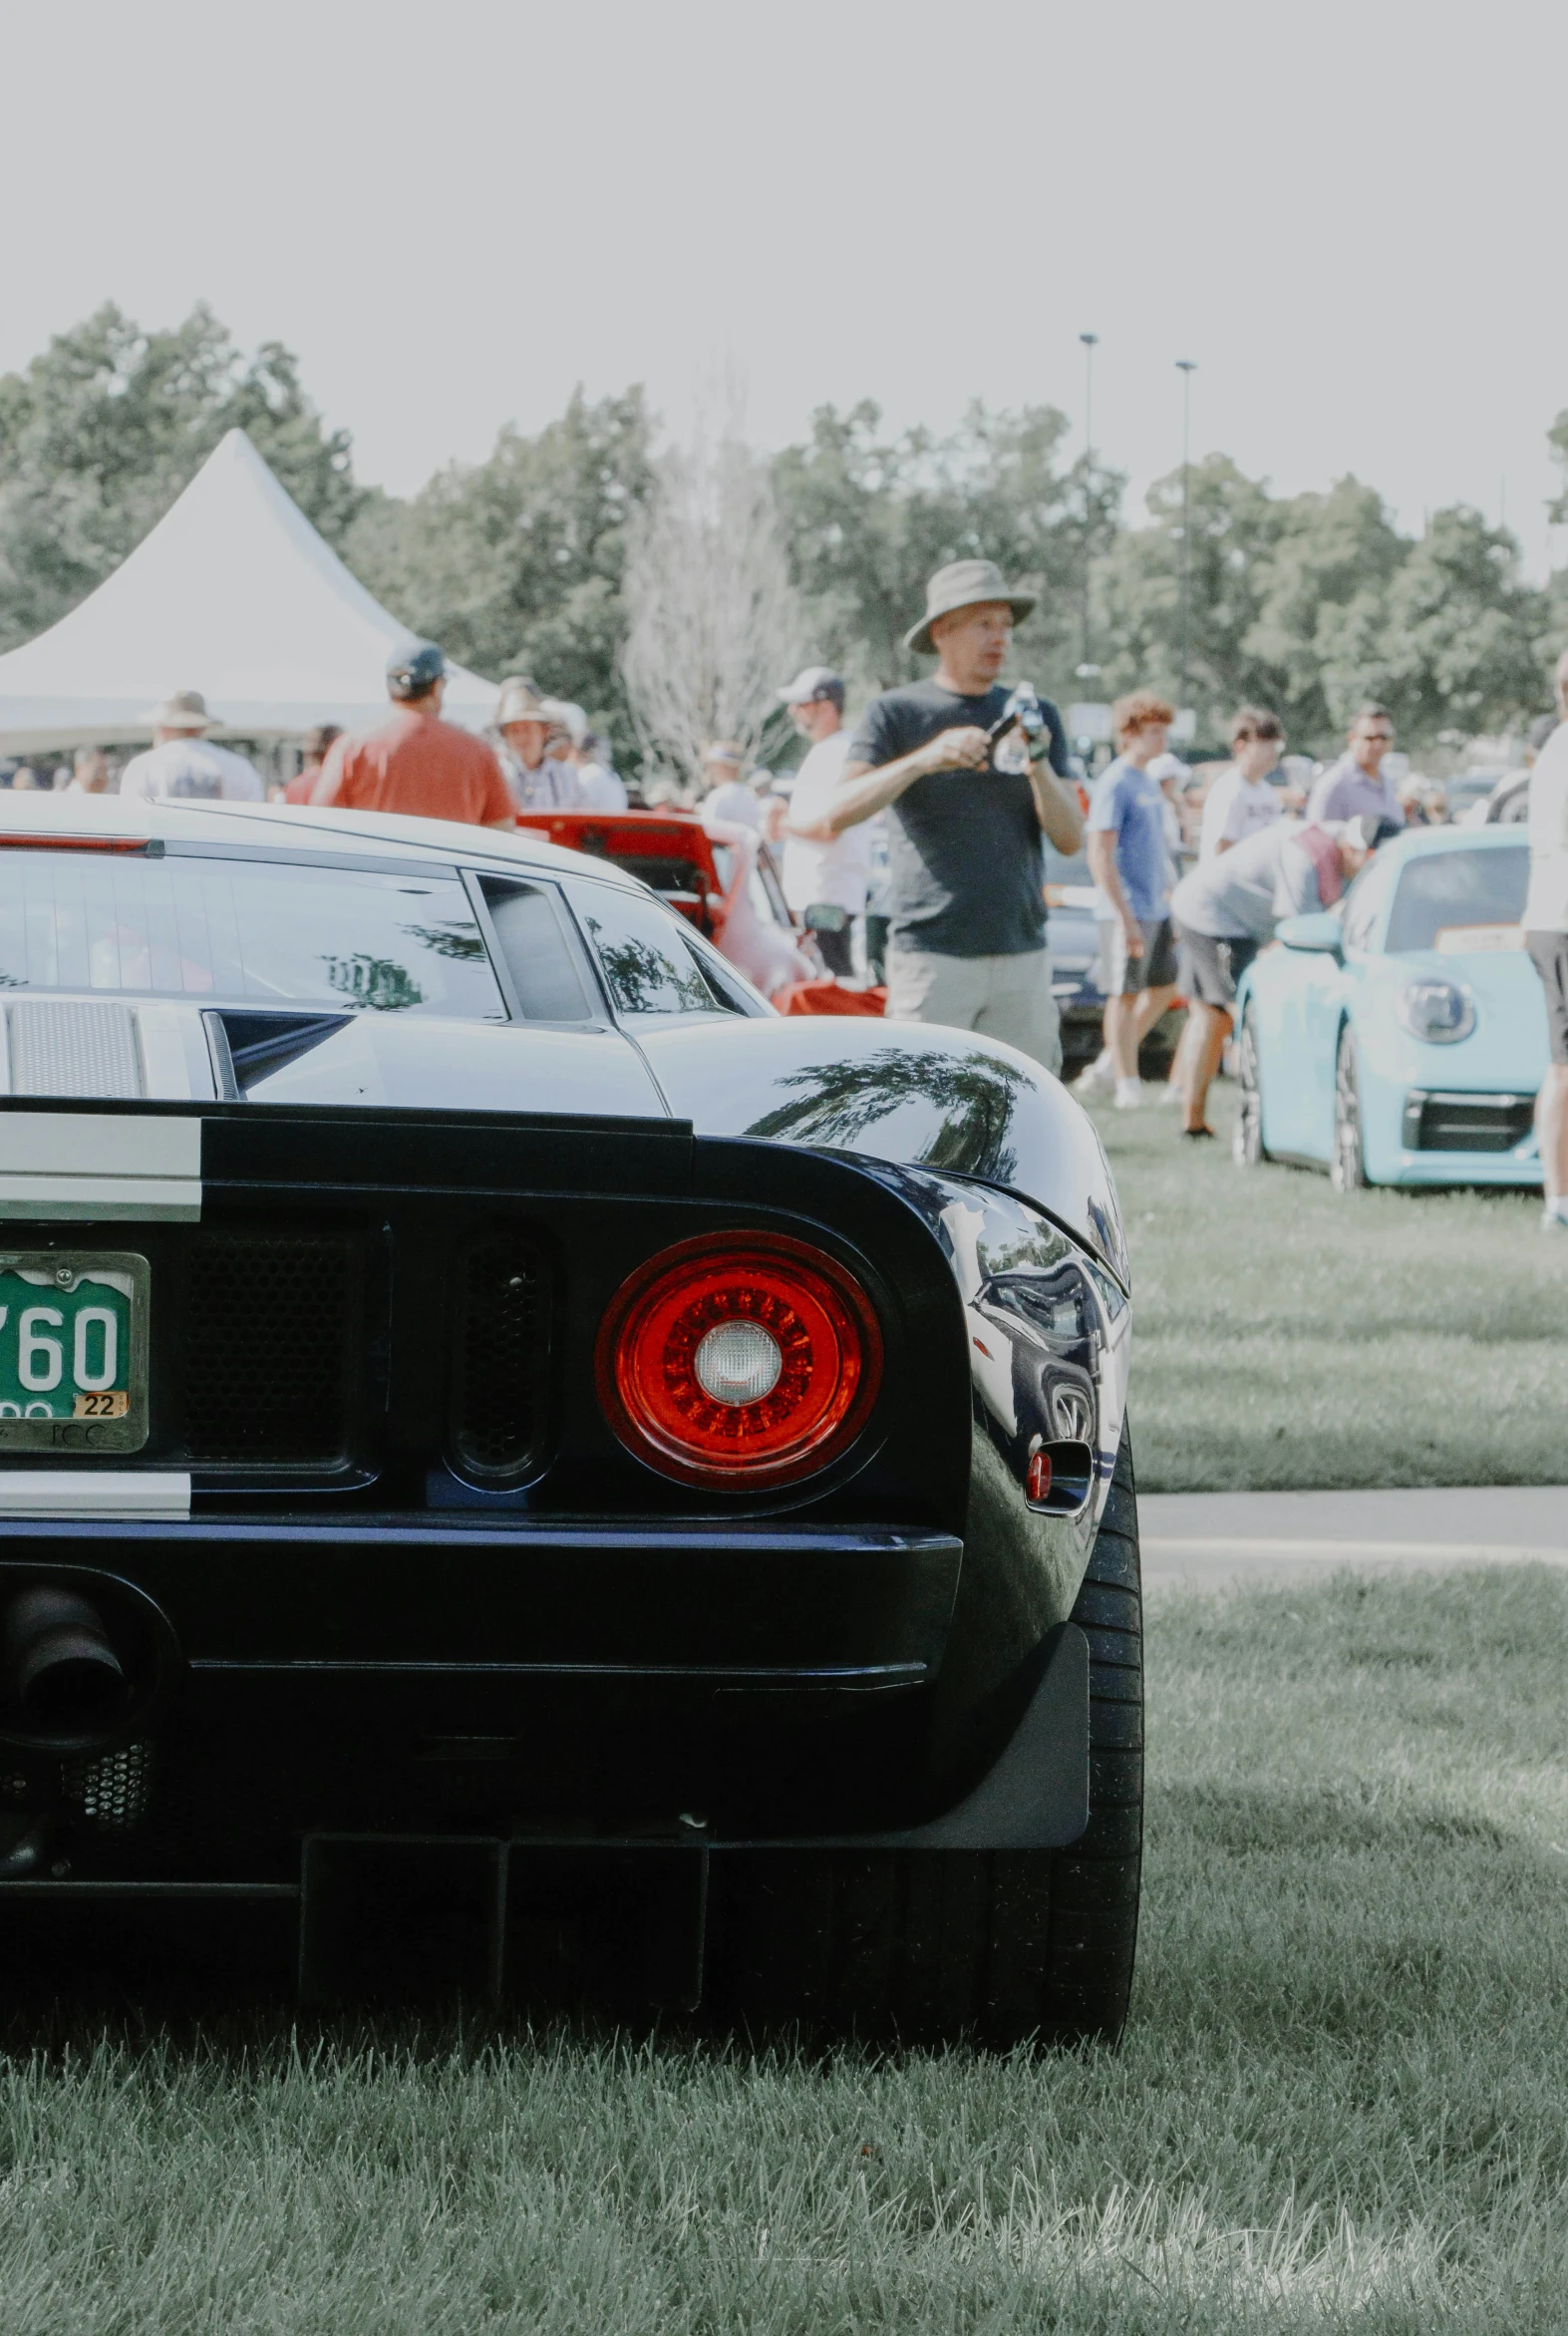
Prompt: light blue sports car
<box><xmin>1233</xmin><ymin>826</ymin><xmax>1546</xmax><ymax>1191</ymax></box>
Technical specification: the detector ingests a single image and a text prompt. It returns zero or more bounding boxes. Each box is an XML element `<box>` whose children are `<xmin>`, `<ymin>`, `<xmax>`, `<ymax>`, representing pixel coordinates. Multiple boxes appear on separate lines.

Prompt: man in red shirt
<box><xmin>312</xmin><ymin>643</ymin><xmax>514</xmax><ymax>830</ymax></box>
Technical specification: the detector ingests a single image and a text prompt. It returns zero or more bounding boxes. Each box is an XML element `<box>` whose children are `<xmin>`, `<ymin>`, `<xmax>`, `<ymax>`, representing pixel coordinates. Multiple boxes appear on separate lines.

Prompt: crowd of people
<box><xmin>5</xmin><ymin>554</ymin><xmax>1565</xmax><ymax>1226</ymax></box>
<box><xmin>1070</xmin><ymin>695</ymin><xmax>1400</xmax><ymax>1134</ymax></box>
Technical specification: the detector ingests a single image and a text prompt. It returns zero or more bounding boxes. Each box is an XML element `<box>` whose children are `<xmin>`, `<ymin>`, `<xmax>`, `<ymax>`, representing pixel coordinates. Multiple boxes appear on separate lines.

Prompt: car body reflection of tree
<box><xmin>745</xmin><ymin>1047</ymin><xmax>1025</xmax><ymax>1183</ymax></box>
<box><xmin>399</xmin><ymin>922</ymin><xmax>489</xmax><ymax>961</ymax></box>
<box><xmin>323</xmin><ymin>954</ymin><xmax>426</xmax><ymax>1012</ymax></box>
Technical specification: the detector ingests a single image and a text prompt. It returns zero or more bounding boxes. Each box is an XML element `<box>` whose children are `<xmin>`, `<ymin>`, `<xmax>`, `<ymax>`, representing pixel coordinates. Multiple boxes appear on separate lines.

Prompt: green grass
<box><xmin>4</xmin><ymin>1567</ymin><xmax>1568</xmax><ymax>2332</ymax></box>
<box><xmin>1091</xmin><ymin>1084</ymin><xmax>1568</xmax><ymax>1492</ymax></box>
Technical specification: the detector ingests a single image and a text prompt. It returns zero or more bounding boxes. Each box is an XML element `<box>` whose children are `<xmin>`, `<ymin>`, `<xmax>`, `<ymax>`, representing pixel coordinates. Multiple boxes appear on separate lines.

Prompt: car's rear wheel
<box><xmin>709</xmin><ymin>1429</ymin><xmax>1143</xmax><ymax>2047</ymax></box>
<box><xmin>1233</xmin><ymin>1005</ymin><xmax>1267</xmax><ymax>1168</ymax></box>
<box><xmin>1332</xmin><ymin>1024</ymin><xmax>1368</xmax><ymax>1192</ymax></box>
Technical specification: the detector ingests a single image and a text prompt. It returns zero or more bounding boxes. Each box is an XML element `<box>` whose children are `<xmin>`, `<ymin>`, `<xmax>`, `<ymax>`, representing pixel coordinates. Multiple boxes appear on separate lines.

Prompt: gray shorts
<box><xmin>1098</xmin><ymin>916</ymin><xmax>1179</xmax><ymax>997</ymax></box>
<box><xmin>885</xmin><ymin>944</ymin><xmax>1062</xmax><ymax>1076</ymax></box>
<box><xmin>1175</xmin><ymin>925</ymin><xmax>1259</xmax><ymax>1010</ymax></box>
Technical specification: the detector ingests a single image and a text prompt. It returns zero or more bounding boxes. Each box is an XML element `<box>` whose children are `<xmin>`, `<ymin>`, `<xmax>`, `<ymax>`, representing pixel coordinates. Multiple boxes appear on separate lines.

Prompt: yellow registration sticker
<box><xmin>73</xmin><ymin>1391</ymin><xmax>130</xmax><ymax>1420</ymax></box>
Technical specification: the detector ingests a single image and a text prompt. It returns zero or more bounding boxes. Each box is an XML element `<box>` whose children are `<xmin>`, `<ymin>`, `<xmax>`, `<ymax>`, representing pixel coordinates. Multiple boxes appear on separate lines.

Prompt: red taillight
<box><xmin>596</xmin><ymin>1232</ymin><xmax>882</xmax><ymax>1489</ymax></box>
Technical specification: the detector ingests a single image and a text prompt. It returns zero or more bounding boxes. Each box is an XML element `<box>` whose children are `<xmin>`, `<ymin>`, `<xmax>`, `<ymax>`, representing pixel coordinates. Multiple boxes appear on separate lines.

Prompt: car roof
<box><xmin>1373</xmin><ymin>822</ymin><xmax>1527</xmax><ymax>866</ymax></box>
<box><xmin>0</xmin><ymin>792</ymin><xmax>646</xmax><ymax>891</ymax></box>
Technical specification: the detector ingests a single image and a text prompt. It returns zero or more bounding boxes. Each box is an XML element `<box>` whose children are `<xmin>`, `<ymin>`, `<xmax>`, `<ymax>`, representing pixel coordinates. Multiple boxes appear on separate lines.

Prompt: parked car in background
<box><xmin>1442</xmin><ymin>771</ymin><xmax>1505</xmax><ymax>825</ymax></box>
<box><xmin>1044</xmin><ymin>839</ymin><xmax>1105</xmax><ymax>1073</ymax></box>
<box><xmin>1234</xmin><ymin>827</ymin><xmax>1546</xmax><ymax>1191</ymax></box>
<box><xmin>513</xmin><ymin>808</ymin><xmax>811</xmax><ymax>1002</ymax></box>
<box><xmin>1046</xmin><ymin>839</ymin><xmax>1181</xmax><ymax>1078</ymax></box>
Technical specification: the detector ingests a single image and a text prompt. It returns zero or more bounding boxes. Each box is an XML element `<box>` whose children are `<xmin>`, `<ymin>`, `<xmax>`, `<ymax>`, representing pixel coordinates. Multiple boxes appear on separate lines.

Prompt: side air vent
<box><xmin>185</xmin><ymin>1229</ymin><xmax>360</xmax><ymax>1466</ymax></box>
<box><xmin>450</xmin><ymin>1233</ymin><xmax>551</xmax><ymax>1482</ymax></box>
<box><xmin>8</xmin><ymin>1001</ymin><xmax>145</xmax><ymax>1098</ymax></box>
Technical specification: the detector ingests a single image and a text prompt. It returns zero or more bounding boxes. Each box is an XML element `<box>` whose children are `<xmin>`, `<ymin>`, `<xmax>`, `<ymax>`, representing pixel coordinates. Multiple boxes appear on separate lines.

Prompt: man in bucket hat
<box><xmin>119</xmin><ymin>690</ymin><xmax>264</xmax><ymax>803</ymax></box>
<box><xmin>791</xmin><ymin>559</ymin><xmax>1082</xmax><ymax>1071</ymax></box>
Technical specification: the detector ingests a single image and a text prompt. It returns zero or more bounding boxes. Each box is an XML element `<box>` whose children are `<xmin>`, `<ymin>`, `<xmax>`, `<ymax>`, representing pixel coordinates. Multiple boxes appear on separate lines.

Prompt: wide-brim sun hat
<box><xmin>904</xmin><ymin>558</ymin><xmax>1036</xmax><ymax>656</ymax></box>
<box><xmin>495</xmin><ymin>681</ymin><xmax>552</xmax><ymax>728</ymax></box>
<box><xmin>148</xmin><ymin>688</ymin><xmax>216</xmax><ymax>731</ymax></box>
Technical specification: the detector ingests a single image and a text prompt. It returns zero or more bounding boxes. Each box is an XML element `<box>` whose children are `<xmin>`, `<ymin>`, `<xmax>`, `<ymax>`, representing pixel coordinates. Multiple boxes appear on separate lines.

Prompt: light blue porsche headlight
<box><xmin>1397</xmin><ymin>977</ymin><xmax>1475</xmax><ymax>1044</ymax></box>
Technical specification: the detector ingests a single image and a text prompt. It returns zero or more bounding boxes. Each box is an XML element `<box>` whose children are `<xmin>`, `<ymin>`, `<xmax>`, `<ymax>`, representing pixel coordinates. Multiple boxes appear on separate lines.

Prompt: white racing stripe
<box><xmin>0</xmin><ymin>1113</ymin><xmax>201</xmax><ymax>1221</ymax></box>
<box><xmin>0</xmin><ymin>1470</ymin><xmax>190</xmax><ymax>1518</ymax></box>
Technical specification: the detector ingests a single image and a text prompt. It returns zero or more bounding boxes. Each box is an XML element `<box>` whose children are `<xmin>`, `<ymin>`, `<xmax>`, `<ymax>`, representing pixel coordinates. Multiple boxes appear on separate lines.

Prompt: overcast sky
<box><xmin>8</xmin><ymin>0</ymin><xmax>1567</xmax><ymax>572</ymax></box>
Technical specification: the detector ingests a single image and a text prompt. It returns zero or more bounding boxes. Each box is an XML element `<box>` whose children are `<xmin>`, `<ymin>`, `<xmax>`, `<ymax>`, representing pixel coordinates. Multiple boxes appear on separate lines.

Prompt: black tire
<box><xmin>710</xmin><ymin>1431</ymin><xmax>1144</xmax><ymax>2047</ymax></box>
<box><xmin>1233</xmin><ymin>1005</ymin><xmax>1267</xmax><ymax>1168</ymax></box>
<box><xmin>1331</xmin><ymin>1023</ymin><xmax>1368</xmax><ymax>1192</ymax></box>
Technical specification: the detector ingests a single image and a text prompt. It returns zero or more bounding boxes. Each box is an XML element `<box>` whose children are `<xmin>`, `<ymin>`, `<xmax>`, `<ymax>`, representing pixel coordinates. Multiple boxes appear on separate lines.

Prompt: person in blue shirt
<box><xmin>1085</xmin><ymin>691</ymin><xmax>1181</xmax><ymax>1109</ymax></box>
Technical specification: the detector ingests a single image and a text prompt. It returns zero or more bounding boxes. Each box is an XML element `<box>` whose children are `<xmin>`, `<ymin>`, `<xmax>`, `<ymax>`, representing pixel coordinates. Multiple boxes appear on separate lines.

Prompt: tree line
<box><xmin>3</xmin><ymin>303</ymin><xmax>1565</xmax><ymax>767</ymax></box>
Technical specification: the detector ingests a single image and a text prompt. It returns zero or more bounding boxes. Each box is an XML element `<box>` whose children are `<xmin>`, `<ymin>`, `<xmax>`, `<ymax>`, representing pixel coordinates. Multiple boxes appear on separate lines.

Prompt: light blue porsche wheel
<box><xmin>1331</xmin><ymin>1025</ymin><xmax>1368</xmax><ymax>1193</ymax></box>
<box><xmin>1234</xmin><ymin>1006</ymin><xmax>1266</xmax><ymax>1168</ymax></box>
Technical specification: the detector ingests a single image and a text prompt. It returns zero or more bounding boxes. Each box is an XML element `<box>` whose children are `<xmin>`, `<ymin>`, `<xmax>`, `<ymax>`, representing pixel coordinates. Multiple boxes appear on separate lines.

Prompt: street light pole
<box><xmin>1175</xmin><ymin>360</ymin><xmax>1197</xmax><ymax>708</ymax></box>
<box><xmin>1078</xmin><ymin>333</ymin><xmax>1098</xmax><ymax>679</ymax></box>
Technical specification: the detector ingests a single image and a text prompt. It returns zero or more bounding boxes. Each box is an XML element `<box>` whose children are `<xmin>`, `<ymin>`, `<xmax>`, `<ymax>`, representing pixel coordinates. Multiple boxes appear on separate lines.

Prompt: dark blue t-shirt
<box><xmin>847</xmin><ymin>681</ymin><xmax>1071</xmax><ymax>957</ymax></box>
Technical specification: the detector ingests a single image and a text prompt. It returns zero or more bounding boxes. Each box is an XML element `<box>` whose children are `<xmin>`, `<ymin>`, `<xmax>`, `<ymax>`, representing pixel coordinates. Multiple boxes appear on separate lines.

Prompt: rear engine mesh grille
<box><xmin>65</xmin><ymin>1741</ymin><xmax>153</xmax><ymax>1832</ymax></box>
<box><xmin>452</xmin><ymin>1235</ymin><xmax>549</xmax><ymax>1479</ymax></box>
<box><xmin>9</xmin><ymin>1000</ymin><xmax>145</xmax><ymax>1097</ymax></box>
<box><xmin>185</xmin><ymin>1230</ymin><xmax>356</xmax><ymax>1464</ymax></box>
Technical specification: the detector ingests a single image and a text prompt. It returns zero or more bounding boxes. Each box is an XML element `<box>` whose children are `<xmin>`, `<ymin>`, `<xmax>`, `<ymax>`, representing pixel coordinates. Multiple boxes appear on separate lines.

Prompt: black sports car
<box><xmin>0</xmin><ymin>796</ymin><xmax>1138</xmax><ymax>2043</ymax></box>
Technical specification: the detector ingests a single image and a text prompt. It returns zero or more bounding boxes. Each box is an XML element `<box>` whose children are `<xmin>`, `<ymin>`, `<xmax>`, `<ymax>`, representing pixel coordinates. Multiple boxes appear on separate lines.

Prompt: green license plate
<box><xmin>0</xmin><ymin>1251</ymin><xmax>150</xmax><ymax>1454</ymax></box>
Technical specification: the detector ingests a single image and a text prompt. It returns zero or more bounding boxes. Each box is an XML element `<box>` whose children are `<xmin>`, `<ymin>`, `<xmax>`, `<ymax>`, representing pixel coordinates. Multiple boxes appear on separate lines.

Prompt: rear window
<box><xmin>1385</xmin><ymin>847</ymin><xmax>1529</xmax><ymax>953</ymax></box>
<box><xmin>0</xmin><ymin>851</ymin><xmax>506</xmax><ymax>1018</ymax></box>
<box><xmin>565</xmin><ymin>879</ymin><xmax>727</xmax><ymax>1018</ymax></box>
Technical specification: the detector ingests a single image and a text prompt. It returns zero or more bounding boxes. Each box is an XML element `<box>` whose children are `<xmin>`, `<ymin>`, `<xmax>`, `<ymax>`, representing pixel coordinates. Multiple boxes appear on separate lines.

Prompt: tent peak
<box><xmin>0</xmin><ymin>427</ymin><xmax>498</xmax><ymax>752</ymax></box>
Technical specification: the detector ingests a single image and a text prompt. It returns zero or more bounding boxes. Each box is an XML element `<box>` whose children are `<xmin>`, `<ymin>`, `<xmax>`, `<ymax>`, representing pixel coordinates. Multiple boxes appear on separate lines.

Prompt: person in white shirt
<box><xmin>118</xmin><ymin>691</ymin><xmax>264</xmax><ymax>803</ymax></box>
<box><xmin>700</xmin><ymin>741</ymin><xmax>763</xmax><ymax>831</ymax></box>
<box><xmin>1524</xmin><ymin>649</ymin><xmax>1568</xmax><ymax>1230</ymax></box>
<box><xmin>776</xmin><ymin>666</ymin><xmax>871</xmax><ymax>978</ymax></box>
<box><xmin>494</xmin><ymin>679</ymin><xmax>582</xmax><ymax>811</ymax></box>
<box><xmin>1198</xmin><ymin>707</ymin><xmax>1286</xmax><ymax>859</ymax></box>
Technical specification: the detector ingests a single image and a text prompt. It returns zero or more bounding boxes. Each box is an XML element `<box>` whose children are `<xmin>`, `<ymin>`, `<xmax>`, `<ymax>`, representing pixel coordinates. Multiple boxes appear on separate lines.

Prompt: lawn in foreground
<box><xmin>2</xmin><ymin>1565</ymin><xmax>1566</xmax><ymax>2333</ymax></box>
<box><xmin>1094</xmin><ymin>1084</ymin><xmax>1568</xmax><ymax>1492</ymax></box>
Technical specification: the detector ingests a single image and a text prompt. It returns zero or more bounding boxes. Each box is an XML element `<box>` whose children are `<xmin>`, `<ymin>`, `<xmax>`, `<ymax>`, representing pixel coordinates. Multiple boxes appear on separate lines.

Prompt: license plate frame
<box><xmin>0</xmin><ymin>1249</ymin><xmax>151</xmax><ymax>1455</ymax></box>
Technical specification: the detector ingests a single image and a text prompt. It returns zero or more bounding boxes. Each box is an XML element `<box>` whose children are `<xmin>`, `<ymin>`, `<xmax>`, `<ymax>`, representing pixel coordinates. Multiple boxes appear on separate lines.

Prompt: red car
<box><xmin>513</xmin><ymin>809</ymin><xmax>814</xmax><ymax>1003</ymax></box>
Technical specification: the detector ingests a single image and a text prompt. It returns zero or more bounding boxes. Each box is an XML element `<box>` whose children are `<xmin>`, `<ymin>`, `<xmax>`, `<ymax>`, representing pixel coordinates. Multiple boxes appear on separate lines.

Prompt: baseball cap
<box><xmin>703</xmin><ymin>740</ymin><xmax>746</xmax><ymax>768</ymax></box>
<box><xmin>1344</xmin><ymin>813</ymin><xmax>1399</xmax><ymax>852</ymax></box>
<box><xmin>387</xmin><ymin>641</ymin><xmax>446</xmax><ymax>699</ymax></box>
<box><xmin>776</xmin><ymin>665</ymin><xmax>845</xmax><ymax>708</ymax></box>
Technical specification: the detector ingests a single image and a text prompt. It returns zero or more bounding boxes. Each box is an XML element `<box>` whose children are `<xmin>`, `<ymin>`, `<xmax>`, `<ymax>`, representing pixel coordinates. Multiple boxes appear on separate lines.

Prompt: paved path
<box><xmin>1139</xmin><ymin>1486</ymin><xmax>1568</xmax><ymax>1589</ymax></box>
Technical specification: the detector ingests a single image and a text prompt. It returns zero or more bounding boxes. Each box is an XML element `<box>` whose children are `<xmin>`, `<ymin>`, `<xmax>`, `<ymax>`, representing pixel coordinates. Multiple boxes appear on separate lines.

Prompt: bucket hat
<box><xmin>904</xmin><ymin>558</ymin><xmax>1036</xmax><ymax>656</ymax></box>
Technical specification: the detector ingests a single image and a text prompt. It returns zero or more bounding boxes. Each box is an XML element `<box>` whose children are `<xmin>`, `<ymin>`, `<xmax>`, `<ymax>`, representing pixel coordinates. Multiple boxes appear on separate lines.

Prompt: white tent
<box><xmin>0</xmin><ymin>429</ymin><xmax>499</xmax><ymax>753</ymax></box>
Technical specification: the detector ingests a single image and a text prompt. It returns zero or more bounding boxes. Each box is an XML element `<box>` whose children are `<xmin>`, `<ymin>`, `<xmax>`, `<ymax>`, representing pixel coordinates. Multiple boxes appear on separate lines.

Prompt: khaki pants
<box><xmin>885</xmin><ymin>945</ymin><xmax>1062</xmax><ymax>1077</ymax></box>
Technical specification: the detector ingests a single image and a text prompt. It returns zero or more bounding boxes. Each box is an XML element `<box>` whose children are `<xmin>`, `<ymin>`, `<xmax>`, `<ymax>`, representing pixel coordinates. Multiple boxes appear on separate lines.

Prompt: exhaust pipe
<box><xmin>4</xmin><ymin>1585</ymin><xmax>130</xmax><ymax>1738</ymax></box>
